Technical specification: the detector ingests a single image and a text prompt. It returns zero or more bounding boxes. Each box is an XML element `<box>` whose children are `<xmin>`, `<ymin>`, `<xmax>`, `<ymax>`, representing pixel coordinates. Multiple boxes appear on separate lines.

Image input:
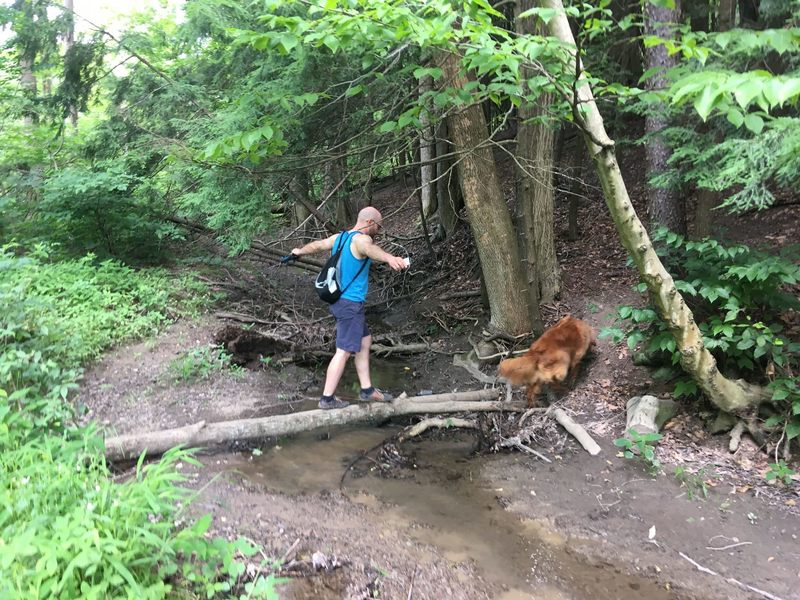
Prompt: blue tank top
<box><xmin>335</xmin><ymin>232</ymin><xmax>371</xmax><ymax>302</ymax></box>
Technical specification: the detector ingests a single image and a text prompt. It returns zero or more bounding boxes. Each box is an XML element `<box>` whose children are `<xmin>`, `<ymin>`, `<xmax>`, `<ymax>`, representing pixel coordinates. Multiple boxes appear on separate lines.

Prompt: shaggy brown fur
<box><xmin>498</xmin><ymin>315</ymin><xmax>595</xmax><ymax>406</ymax></box>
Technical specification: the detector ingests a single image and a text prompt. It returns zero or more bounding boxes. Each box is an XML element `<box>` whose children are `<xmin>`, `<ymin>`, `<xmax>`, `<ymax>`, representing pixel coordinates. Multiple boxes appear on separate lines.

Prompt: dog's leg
<box><xmin>526</xmin><ymin>386</ymin><xmax>538</xmax><ymax>407</ymax></box>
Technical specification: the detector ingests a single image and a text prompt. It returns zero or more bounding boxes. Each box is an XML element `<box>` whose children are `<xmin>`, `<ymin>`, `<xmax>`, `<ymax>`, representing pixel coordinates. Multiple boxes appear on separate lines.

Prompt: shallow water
<box><xmin>229</xmin><ymin>425</ymin><xmax>674</xmax><ymax>599</ymax></box>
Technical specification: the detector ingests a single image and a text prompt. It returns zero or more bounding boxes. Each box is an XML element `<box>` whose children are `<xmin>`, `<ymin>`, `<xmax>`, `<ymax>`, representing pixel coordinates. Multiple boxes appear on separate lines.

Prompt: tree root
<box><xmin>398</xmin><ymin>417</ymin><xmax>477</xmax><ymax>442</ymax></box>
<box><xmin>550</xmin><ymin>407</ymin><xmax>601</xmax><ymax>455</ymax></box>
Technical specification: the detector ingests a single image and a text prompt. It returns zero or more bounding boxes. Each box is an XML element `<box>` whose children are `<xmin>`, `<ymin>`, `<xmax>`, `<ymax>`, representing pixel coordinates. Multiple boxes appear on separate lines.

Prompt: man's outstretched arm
<box><xmin>291</xmin><ymin>234</ymin><xmax>338</xmax><ymax>257</ymax></box>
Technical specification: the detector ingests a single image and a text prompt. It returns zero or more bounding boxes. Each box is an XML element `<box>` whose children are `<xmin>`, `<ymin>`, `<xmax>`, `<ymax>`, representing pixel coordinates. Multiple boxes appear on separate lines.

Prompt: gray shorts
<box><xmin>330</xmin><ymin>298</ymin><xmax>370</xmax><ymax>352</ymax></box>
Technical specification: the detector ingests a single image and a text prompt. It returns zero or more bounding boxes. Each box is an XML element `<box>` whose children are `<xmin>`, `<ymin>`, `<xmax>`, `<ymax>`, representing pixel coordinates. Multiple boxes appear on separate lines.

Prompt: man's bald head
<box><xmin>357</xmin><ymin>206</ymin><xmax>382</xmax><ymax>223</ymax></box>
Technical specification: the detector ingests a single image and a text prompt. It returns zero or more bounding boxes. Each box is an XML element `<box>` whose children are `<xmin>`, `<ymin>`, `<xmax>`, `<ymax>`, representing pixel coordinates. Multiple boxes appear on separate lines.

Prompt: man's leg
<box><xmin>323</xmin><ymin>348</ymin><xmax>351</xmax><ymax>397</ymax></box>
<box><xmin>353</xmin><ymin>335</ymin><xmax>372</xmax><ymax>389</ymax></box>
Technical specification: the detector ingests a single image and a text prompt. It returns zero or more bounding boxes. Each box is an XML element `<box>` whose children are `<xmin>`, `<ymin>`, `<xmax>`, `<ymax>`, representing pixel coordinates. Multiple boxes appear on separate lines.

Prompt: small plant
<box><xmin>167</xmin><ymin>345</ymin><xmax>241</xmax><ymax>382</ymax></box>
<box><xmin>614</xmin><ymin>429</ymin><xmax>663</xmax><ymax>473</ymax></box>
<box><xmin>674</xmin><ymin>466</ymin><xmax>710</xmax><ymax>500</ymax></box>
<box><xmin>765</xmin><ymin>460</ymin><xmax>796</xmax><ymax>486</ymax></box>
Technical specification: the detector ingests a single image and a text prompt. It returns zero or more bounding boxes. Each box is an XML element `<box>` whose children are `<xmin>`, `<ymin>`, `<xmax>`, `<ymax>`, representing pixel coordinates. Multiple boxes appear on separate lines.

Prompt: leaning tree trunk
<box><xmin>542</xmin><ymin>0</ymin><xmax>769</xmax><ymax>412</ymax></box>
<box><xmin>644</xmin><ymin>0</ymin><xmax>684</xmax><ymax>234</ymax></box>
<box><xmin>516</xmin><ymin>0</ymin><xmax>560</xmax><ymax>311</ymax></box>
<box><xmin>438</xmin><ymin>50</ymin><xmax>532</xmax><ymax>335</ymax></box>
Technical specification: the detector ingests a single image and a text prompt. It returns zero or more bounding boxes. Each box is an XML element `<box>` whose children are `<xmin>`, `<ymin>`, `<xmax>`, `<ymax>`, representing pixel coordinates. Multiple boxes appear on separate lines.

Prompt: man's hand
<box><xmin>386</xmin><ymin>255</ymin><xmax>409</xmax><ymax>271</ymax></box>
<box><xmin>280</xmin><ymin>251</ymin><xmax>299</xmax><ymax>264</ymax></box>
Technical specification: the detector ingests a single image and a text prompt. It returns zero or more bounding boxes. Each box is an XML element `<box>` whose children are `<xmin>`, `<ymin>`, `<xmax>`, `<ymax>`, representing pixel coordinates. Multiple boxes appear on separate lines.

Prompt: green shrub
<box><xmin>0</xmin><ymin>247</ymin><xmax>279</xmax><ymax>598</ymax></box>
<box><xmin>601</xmin><ymin>230</ymin><xmax>800</xmax><ymax>436</ymax></box>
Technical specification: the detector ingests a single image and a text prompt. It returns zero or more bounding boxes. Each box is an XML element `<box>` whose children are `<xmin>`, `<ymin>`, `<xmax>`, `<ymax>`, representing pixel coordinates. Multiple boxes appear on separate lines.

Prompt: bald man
<box><xmin>290</xmin><ymin>207</ymin><xmax>409</xmax><ymax>409</ymax></box>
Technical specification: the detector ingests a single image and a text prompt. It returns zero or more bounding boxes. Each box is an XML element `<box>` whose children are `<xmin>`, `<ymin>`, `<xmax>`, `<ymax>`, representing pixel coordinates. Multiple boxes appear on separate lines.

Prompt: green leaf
<box><xmin>726</xmin><ymin>108</ymin><xmax>744</xmax><ymax>128</ymax></box>
<box><xmin>733</xmin><ymin>80</ymin><xmax>764</xmax><ymax>110</ymax></box>
<box><xmin>694</xmin><ymin>84</ymin><xmax>720</xmax><ymax>121</ymax></box>
<box><xmin>744</xmin><ymin>113</ymin><xmax>764</xmax><ymax>134</ymax></box>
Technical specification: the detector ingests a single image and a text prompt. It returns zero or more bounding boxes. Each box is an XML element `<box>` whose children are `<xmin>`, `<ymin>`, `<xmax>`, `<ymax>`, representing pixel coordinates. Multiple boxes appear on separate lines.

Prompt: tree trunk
<box><xmin>65</xmin><ymin>0</ymin><xmax>78</xmax><ymax>127</ymax></box>
<box><xmin>693</xmin><ymin>0</ymin><xmax>735</xmax><ymax>239</ymax></box>
<box><xmin>693</xmin><ymin>187</ymin><xmax>717</xmax><ymax>239</ymax></box>
<box><xmin>542</xmin><ymin>0</ymin><xmax>769</xmax><ymax>413</ymax></box>
<box><xmin>644</xmin><ymin>0</ymin><xmax>684</xmax><ymax>234</ymax></box>
<box><xmin>419</xmin><ymin>73</ymin><xmax>437</xmax><ymax>219</ymax></box>
<box><xmin>20</xmin><ymin>54</ymin><xmax>37</xmax><ymax>125</ymax></box>
<box><xmin>437</xmin><ymin>50</ymin><xmax>532</xmax><ymax>335</ymax></box>
<box><xmin>436</xmin><ymin>121</ymin><xmax>463</xmax><ymax>237</ymax></box>
<box><xmin>718</xmin><ymin>0</ymin><xmax>736</xmax><ymax>30</ymax></box>
<box><xmin>288</xmin><ymin>173</ymin><xmax>312</xmax><ymax>240</ymax></box>
<box><xmin>327</xmin><ymin>156</ymin><xmax>354</xmax><ymax>228</ymax></box>
<box><xmin>516</xmin><ymin>0</ymin><xmax>560</xmax><ymax>311</ymax></box>
<box><xmin>104</xmin><ymin>390</ymin><xmax>524</xmax><ymax>461</ymax></box>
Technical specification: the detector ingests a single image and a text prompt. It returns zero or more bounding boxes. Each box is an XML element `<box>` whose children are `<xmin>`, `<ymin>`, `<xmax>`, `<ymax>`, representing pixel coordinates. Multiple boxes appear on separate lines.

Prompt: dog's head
<box><xmin>498</xmin><ymin>355</ymin><xmax>541</xmax><ymax>386</ymax></box>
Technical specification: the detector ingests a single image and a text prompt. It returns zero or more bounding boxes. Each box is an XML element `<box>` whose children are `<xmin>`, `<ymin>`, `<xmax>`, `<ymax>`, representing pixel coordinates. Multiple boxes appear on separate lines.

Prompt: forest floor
<box><xmin>77</xmin><ymin>143</ymin><xmax>800</xmax><ymax>600</ymax></box>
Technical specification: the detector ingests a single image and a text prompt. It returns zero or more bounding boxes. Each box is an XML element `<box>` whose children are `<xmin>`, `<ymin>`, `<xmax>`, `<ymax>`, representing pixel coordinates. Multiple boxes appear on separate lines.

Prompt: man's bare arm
<box><xmin>291</xmin><ymin>235</ymin><xmax>337</xmax><ymax>257</ymax></box>
<box><xmin>353</xmin><ymin>235</ymin><xmax>408</xmax><ymax>271</ymax></box>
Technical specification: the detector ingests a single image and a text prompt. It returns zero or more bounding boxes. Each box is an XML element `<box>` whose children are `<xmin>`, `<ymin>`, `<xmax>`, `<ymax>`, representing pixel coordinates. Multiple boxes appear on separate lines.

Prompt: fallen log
<box><xmin>104</xmin><ymin>389</ymin><xmax>521</xmax><ymax>461</ymax></box>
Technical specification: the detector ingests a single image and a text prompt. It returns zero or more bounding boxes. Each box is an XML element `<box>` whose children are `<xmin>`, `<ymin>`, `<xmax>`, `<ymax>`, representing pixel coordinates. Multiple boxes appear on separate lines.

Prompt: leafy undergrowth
<box><xmin>602</xmin><ymin>230</ymin><xmax>800</xmax><ymax>444</ymax></box>
<box><xmin>0</xmin><ymin>244</ymin><xmax>280</xmax><ymax>599</ymax></box>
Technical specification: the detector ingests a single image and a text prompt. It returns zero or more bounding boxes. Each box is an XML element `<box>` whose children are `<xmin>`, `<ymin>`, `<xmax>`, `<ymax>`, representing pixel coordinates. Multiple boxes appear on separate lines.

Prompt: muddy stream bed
<box><xmin>220</xmin><ymin>425</ymin><xmax>671</xmax><ymax>600</ymax></box>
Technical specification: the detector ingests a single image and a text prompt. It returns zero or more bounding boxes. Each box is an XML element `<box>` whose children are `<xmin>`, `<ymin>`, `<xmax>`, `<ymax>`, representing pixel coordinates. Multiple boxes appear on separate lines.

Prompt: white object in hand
<box><xmin>403</xmin><ymin>257</ymin><xmax>411</xmax><ymax>267</ymax></box>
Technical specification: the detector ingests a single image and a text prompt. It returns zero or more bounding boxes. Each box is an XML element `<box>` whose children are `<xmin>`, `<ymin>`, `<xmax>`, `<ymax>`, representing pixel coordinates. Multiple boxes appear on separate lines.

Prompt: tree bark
<box><xmin>644</xmin><ymin>0</ymin><xmax>684</xmax><ymax>234</ymax></box>
<box><xmin>542</xmin><ymin>0</ymin><xmax>769</xmax><ymax>413</ymax></box>
<box><xmin>516</xmin><ymin>0</ymin><xmax>559</xmax><ymax>315</ymax></box>
<box><xmin>437</xmin><ymin>50</ymin><xmax>532</xmax><ymax>335</ymax></box>
<box><xmin>104</xmin><ymin>390</ymin><xmax>524</xmax><ymax>461</ymax></box>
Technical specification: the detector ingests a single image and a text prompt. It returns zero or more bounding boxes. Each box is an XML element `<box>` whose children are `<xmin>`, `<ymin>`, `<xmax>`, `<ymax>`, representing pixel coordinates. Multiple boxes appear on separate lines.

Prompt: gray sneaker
<box><xmin>319</xmin><ymin>397</ymin><xmax>350</xmax><ymax>410</ymax></box>
<box><xmin>359</xmin><ymin>388</ymin><xmax>394</xmax><ymax>402</ymax></box>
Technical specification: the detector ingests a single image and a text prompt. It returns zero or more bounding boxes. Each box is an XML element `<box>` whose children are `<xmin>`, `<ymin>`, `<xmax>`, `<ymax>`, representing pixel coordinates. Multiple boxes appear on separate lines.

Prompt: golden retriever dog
<box><xmin>498</xmin><ymin>315</ymin><xmax>595</xmax><ymax>406</ymax></box>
